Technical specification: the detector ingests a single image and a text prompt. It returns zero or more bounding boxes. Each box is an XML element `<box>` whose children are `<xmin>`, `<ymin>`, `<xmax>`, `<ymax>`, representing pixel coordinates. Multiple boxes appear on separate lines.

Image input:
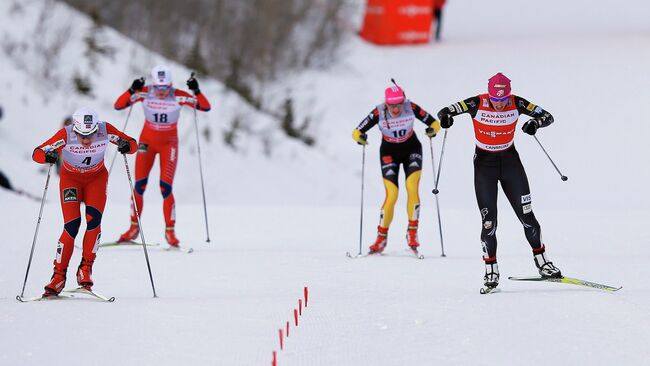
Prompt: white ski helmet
<box><xmin>151</xmin><ymin>65</ymin><xmax>172</xmax><ymax>86</ymax></box>
<box><xmin>71</xmin><ymin>107</ymin><xmax>99</xmax><ymax>136</ymax></box>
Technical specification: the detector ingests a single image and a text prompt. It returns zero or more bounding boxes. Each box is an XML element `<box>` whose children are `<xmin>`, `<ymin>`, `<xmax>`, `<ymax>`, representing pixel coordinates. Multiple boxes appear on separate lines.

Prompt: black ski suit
<box><xmin>438</xmin><ymin>94</ymin><xmax>554</xmax><ymax>263</ymax></box>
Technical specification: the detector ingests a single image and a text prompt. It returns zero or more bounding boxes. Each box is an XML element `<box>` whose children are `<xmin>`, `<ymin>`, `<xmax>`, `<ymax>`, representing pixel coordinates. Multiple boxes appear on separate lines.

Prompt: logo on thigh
<box><xmin>63</xmin><ymin>188</ymin><xmax>78</xmax><ymax>202</ymax></box>
<box><xmin>521</xmin><ymin>194</ymin><xmax>531</xmax><ymax>204</ymax></box>
<box><xmin>138</xmin><ymin>143</ymin><xmax>148</xmax><ymax>153</ymax></box>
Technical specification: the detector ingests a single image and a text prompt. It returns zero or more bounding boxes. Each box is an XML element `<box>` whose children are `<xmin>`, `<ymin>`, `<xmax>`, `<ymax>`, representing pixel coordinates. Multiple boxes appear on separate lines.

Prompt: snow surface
<box><xmin>1</xmin><ymin>0</ymin><xmax>650</xmax><ymax>365</ymax></box>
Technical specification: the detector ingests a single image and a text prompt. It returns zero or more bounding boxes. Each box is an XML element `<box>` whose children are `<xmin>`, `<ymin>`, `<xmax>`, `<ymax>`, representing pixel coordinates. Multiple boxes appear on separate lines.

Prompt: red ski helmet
<box><xmin>488</xmin><ymin>73</ymin><xmax>511</xmax><ymax>99</ymax></box>
<box><xmin>385</xmin><ymin>86</ymin><xmax>405</xmax><ymax>105</ymax></box>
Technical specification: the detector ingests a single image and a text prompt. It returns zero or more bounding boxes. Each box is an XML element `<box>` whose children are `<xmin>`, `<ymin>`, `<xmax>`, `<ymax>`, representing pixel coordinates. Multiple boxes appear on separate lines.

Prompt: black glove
<box><xmin>522</xmin><ymin>119</ymin><xmax>540</xmax><ymax>135</ymax></box>
<box><xmin>440</xmin><ymin>114</ymin><xmax>454</xmax><ymax>129</ymax></box>
<box><xmin>357</xmin><ymin>133</ymin><xmax>368</xmax><ymax>145</ymax></box>
<box><xmin>117</xmin><ymin>139</ymin><xmax>132</xmax><ymax>154</ymax></box>
<box><xmin>186</xmin><ymin>77</ymin><xmax>200</xmax><ymax>94</ymax></box>
<box><xmin>128</xmin><ymin>77</ymin><xmax>145</xmax><ymax>94</ymax></box>
<box><xmin>45</xmin><ymin>150</ymin><xmax>58</xmax><ymax>164</ymax></box>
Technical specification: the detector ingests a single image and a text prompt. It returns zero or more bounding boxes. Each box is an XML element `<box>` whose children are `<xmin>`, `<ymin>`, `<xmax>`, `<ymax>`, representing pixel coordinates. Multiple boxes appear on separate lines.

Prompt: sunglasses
<box><xmin>153</xmin><ymin>85</ymin><xmax>171</xmax><ymax>91</ymax></box>
<box><xmin>489</xmin><ymin>95</ymin><xmax>509</xmax><ymax>102</ymax></box>
<box><xmin>387</xmin><ymin>103</ymin><xmax>403</xmax><ymax>108</ymax></box>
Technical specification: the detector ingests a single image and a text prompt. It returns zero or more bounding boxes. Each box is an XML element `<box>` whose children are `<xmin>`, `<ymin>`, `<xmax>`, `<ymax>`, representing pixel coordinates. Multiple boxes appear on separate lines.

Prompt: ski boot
<box><xmin>76</xmin><ymin>259</ymin><xmax>94</xmax><ymax>290</ymax></box>
<box><xmin>43</xmin><ymin>267</ymin><xmax>67</xmax><ymax>297</ymax></box>
<box><xmin>165</xmin><ymin>226</ymin><xmax>180</xmax><ymax>247</ymax></box>
<box><xmin>368</xmin><ymin>226</ymin><xmax>388</xmax><ymax>254</ymax></box>
<box><xmin>483</xmin><ymin>262</ymin><xmax>500</xmax><ymax>289</ymax></box>
<box><xmin>118</xmin><ymin>221</ymin><xmax>139</xmax><ymax>243</ymax></box>
<box><xmin>534</xmin><ymin>250</ymin><xmax>562</xmax><ymax>278</ymax></box>
<box><xmin>406</xmin><ymin>220</ymin><xmax>420</xmax><ymax>251</ymax></box>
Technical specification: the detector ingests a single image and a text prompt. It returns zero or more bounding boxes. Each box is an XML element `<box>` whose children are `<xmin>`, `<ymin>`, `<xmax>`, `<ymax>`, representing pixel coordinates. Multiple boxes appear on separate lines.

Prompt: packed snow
<box><xmin>1</xmin><ymin>0</ymin><xmax>649</xmax><ymax>365</ymax></box>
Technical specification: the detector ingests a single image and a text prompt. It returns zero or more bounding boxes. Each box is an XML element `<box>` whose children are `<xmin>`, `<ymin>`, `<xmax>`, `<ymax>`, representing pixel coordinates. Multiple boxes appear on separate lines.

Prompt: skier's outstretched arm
<box><xmin>32</xmin><ymin>129</ymin><xmax>67</xmax><ymax>164</ymax></box>
<box><xmin>106</xmin><ymin>123</ymin><xmax>138</xmax><ymax>154</ymax></box>
<box><xmin>514</xmin><ymin>96</ymin><xmax>554</xmax><ymax>127</ymax></box>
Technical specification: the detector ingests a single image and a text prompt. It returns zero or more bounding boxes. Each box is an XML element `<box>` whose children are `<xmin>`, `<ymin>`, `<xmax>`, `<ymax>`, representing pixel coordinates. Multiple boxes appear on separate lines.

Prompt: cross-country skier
<box><xmin>114</xmin><ymin>65</ymin><xmax>211</xmax><ymax>247</ymax></box>
<box><xmin>32</xmin><ymin>107</ymin><xmax>137</xmax><ymax>297</ymax></box>
<box><xmin>352</xmin><ymin>85</ymin><xmax>441</xmax><ymax>254</ymax></box>
<box><xmin>437</xmin><ymin>72</ymin><xmax>561</xmax><ymax>290</ymax></box>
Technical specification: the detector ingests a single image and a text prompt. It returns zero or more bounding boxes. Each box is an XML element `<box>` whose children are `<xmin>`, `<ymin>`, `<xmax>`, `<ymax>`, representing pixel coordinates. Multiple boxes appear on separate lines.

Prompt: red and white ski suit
<box><xmin>114</xmin><ymin>87</ymin><xmax>211</xmax><ymax>229</ymax></box>
<box><xmin>32</xmin><ymin>123</ymin><xmax>137</xmax><ymax>270</ymax></box>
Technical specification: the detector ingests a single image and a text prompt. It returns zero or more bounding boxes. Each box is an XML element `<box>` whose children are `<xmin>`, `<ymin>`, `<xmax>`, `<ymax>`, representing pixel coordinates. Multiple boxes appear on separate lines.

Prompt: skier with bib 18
<box><xmin>437</xmin><ymin>72</ymin><xmax>561</xmax><ymax>291</ymax></box>
<box><xmin>352</xmin><ymin>85</ymin><xmax>441</xmax><ymax>255</ymax></box>
<box><xmin>114</xmin><ymin>65</ymin><xmax>211</xmax><ymax>247</ymax></box>
<box><xmin>32</xmin><ymin>108</ymin><xmax>137</xmax><ymax>297</ymax></box>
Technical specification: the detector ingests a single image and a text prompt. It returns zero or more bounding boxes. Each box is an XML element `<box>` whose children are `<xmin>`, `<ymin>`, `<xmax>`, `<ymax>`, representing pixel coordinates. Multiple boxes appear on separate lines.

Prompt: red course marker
<box><xmin>298</xmin><ymin>299</ymin><xmax>303</xmax><ymax>315</ymax></box>
<box><xmin>272</xmin><ymin>351</ymin><xmax>277</xmax><ymax>366</ymax></box>
<box><xmin>286</xmin><ymin>320</ymin><xmax>290</xmax><ymax>337</ymax></box>
<box><xmin>279</xmin><ymin>329</ymin><xmax>284</xmax><ymax>350</ymax></box>
<box><xmin>294</xmin><ymin>309</ymin><xmax>299</xmax><ymax>327</ymax></box>
<box><xmin>304</xmin><ymin>286</ymin><xmax>309</xmax><ymax>307</ymax></box>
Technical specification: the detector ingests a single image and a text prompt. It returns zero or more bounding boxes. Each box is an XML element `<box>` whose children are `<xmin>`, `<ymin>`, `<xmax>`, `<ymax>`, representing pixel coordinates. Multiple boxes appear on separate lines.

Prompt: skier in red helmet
<box><xmin>437</xmin><ymin>73</ymin><xmax>561</xmax><ymax>291</ymax></box>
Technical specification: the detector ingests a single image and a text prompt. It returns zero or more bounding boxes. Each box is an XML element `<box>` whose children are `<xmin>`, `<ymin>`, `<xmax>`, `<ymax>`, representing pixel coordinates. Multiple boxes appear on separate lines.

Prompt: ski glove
<box><xmin>186</xmin><ymin>77</ymin><xmax>200</xmax><ymax>94</ymax></box>
<box><xmin>44</xmin><ymin>150</ymin><xmax>59</xmax><ymax>164</ymax></box>
<box><xmin>522</xmin><ymin>119</ymin><xmax>540</xmax><ymax>135</ymax></box>
<box><xmin>440</xmin><ymin>114</ymin><xmax>454</xmax><ymax>129</ymax></box>
<box><xmin>426</xmin><ymin>120</ymin><xmax>441</xmax><ymax>138</ymax></box>
<box><xmin>352</xmin><ymin>129</ymin><xmax>368</xmax><ymax>145</ymax></box>
<box><xmin>117</xmin><ymin>138</ymin><xmax>132</xmax><ymax>154</ymax></box>
<box><xmin>129</xmin><ymin>77</ymin><xmax>145</xmax><ymax>94</ymax></box>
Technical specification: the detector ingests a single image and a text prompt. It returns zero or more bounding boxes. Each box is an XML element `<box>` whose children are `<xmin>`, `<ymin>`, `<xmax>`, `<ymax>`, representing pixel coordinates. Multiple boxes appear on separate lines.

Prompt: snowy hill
<box><xmin>1</xmin><ymin>0</ymin><xmax>650</xmax><ymax>365</ymax></box>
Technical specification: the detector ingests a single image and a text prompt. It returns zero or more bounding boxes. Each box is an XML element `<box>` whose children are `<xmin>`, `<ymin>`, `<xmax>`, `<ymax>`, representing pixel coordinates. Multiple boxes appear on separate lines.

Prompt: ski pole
<box><xmin>189</xmin><ymin>72</ymin><xmax>211</xmax><ymax>243</ymax></box>
<box><xmin>533</xmin><ymin>135</ymin><xmax>568</xmax><ymax>181</ymax></box>
<box><xmin>428</xmin><ymin>137</ymin><xmax>446</xmax><ymax>257</ymax></box>
<box><xmin>123</xmin><ymin>154</ymin><xmax>157</xmax><ymax>297</ymax></box>
<box><xmin>358</xmin><ymin>144</ymin><xmax>366</xmax><ymax>256</ymax></box>
<box><xmin>18</xmin><ymin>164</ymin><xmax>53</xmax><ymax>298</ymax></box>
<box><xmin>108</xmin><ymin>104</ymin><xmax>134</xmax><ymax>177</ymax></box>
<box><xmin>432</xmin><ymin>129</ymin><xmax>448</xmax><ymax>194</ymax></box>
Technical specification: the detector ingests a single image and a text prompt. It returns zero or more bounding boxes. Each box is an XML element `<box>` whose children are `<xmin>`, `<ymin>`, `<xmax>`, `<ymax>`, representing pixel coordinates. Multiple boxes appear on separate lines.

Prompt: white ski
<box><xmin>164</xmin><ymin>244</ymin><xmax>194</xmax><ymax>254</ymax></box>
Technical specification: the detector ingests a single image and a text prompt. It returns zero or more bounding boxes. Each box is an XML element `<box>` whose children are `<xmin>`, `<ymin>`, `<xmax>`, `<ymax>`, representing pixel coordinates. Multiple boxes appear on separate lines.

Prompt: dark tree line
<box><xmin>62</xmin><ymin>0</ymin><xmax>348</xmax><ymax>106</ymax></box>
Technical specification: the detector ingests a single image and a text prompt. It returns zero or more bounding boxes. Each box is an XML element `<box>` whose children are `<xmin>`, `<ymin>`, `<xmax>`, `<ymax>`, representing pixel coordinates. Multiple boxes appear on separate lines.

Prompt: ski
<box><xmin>16</xmin><ymin>288</ymin><xmax>114</xmax><ymax>303</ymax></box>
<box><xmin>346</xmin><ymin>251</ymin><xmax>375</xmax><ymax>259</ymax></box>
<box><xmin>16</xmin><ymin>295</ymin><xmax>66</xmax><ymax>302</ymax></box>
<box><xmin>479</xmin><ymin>287</ymin><xmax>500</xmax><ymax>295</ymax></box>
<box><xmin>508</xmin><ymin>276</ymin><xmax>622</xmax><ymax>292</ymax></box>
<box><xmin>346</xmin><ymin>250</ymin><xmax>423</xmax><ymax>259</ymax></box>
<box><xmin>99</xmin><ymin>241</ymin><xmax>160</xmax><ymax>248</ymax></box>
<box><xmin>164</xmin><ymin>245</ymin><xmax>194</xmax><ymax>254</ymax></box>
<box><xmin>408</xmin><ymin>248</ymin><xmax>425</xmax><ymax>260</ymax></box>
<box><xmin>62</xmin><ymin>287</ymin><xmax>116</xmax><ymax>302</ymax></box>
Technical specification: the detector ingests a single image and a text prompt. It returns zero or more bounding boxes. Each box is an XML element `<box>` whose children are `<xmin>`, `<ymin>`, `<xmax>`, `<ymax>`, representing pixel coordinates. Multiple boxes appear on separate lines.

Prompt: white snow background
<box><xmin>1</xmin><ymin>0</ymin><xmax>649</xmax><ymax>365</ymax></box>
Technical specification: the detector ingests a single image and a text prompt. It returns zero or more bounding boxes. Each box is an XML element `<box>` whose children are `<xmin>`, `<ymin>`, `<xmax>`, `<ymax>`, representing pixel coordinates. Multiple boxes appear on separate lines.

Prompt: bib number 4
<box><xmin>81</xmin><ymin>156</ymin><xmax>91</xmax><ymax>165</ymax></box>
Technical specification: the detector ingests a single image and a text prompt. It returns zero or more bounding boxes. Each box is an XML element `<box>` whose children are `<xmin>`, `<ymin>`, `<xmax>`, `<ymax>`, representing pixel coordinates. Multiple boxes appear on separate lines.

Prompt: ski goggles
<box><xmin>489</xmin><ymin>95</ymin><xmax>509</xmax><ymax>102</ymax></box>
<box><xmin>153</xmin><ymin>84</ymin><xmax>171</xmax><ymax>91</ymax></box>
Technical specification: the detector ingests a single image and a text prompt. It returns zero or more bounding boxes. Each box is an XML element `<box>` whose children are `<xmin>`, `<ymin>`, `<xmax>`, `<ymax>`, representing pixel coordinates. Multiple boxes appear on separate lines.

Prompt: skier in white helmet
<box><xmin>114</xmin><ymin>65</ymin><xmax>211</xmax><ymax>248</ymax></box>
<box><xmin>32</xmin><ymin>107</ymin><xmax>137</xmax><ymax>297</ymax></box>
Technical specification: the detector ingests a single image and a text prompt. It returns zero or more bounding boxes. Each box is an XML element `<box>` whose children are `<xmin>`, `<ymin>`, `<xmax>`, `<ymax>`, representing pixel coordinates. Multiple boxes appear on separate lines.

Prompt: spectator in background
<box><xmin>432</xmin><ymin>0</ymin><xmax>446</xmax><ymax>42</ymax></box>
<box><xmin>0</xmin><ymin>170</ymin><xmax>12</xmax><ymax>191</ymax></box>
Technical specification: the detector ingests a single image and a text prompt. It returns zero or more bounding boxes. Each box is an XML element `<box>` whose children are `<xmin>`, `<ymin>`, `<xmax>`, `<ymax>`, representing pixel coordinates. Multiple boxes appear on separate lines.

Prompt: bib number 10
<box><xmin>153</xmin><ymin>113</ymin><xmax>168</xmax><ymax>123</ymax></box>
<box><xmin>392</xmin><ymin>129</ymin><xmax>407</xmax><ymax>138</ymax></box>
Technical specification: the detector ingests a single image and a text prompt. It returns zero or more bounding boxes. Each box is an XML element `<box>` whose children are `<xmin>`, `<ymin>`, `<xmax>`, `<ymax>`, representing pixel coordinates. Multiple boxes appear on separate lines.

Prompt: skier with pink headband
<box><xmin>437</xmin><ymin>72</ymin><xmax>561</xmax><ymax>291</ymax></box>
<box><xmin>352</xmin><ymin>84</ymin><xmax>441</xmax><ymax>256</ymax></box>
